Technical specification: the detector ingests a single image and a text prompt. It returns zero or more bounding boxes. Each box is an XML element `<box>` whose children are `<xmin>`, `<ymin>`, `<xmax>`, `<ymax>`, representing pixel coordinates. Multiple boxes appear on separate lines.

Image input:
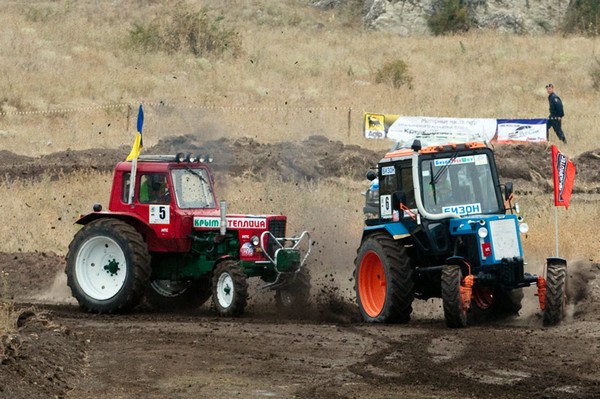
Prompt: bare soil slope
<box><xmin>1</xmin><ymin>138</ymin><xmax>599</xmax><ymax>399</ymax></box>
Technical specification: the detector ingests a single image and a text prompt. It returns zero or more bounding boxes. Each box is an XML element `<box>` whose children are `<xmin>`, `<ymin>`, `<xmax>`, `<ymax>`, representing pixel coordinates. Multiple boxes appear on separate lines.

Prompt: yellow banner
<box><xmin>363</xmin><ymin>112</ymin><xmax>400</xmax><ymax>139</ymax></box>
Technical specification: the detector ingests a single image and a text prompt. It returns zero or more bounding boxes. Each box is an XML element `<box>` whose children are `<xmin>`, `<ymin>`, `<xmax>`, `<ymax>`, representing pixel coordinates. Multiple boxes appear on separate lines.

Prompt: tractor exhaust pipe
<box><xmin>219</xmin><ymin>200</ymin><xmax>227</xmax><ymax>236</ymax></box>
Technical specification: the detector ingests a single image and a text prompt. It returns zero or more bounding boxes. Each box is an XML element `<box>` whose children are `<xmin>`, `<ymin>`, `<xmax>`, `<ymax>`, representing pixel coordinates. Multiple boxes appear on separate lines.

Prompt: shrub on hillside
<box><xmin>427</xmin><ymin>0</ymin><xmax>474</xmax><ymax>36</ymax></box>
<box><xmin>375</xmin><ymin>59</ymin><xmax>413</xmax><ymax>89</ymax></box>
<box><xmin>591</xmin><ymin>58</ymin><xmax>600</xmax><ymax>90</ymax></box>
<box><xmin>563</xmin><ymin>0</ymin><xmax>600</xmax><ymax>36</ymax></box>
<box><xmin>128</xmin><ymin>4</ymin><xmax>241</xmax><ymax>57</ymax></box>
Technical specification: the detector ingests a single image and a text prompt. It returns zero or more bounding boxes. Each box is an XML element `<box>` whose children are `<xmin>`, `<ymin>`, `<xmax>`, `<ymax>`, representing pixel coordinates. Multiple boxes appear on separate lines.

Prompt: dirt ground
<box><xmin>1</xmin><ymin>138</ymin><xmax>600</xmax><ymax>399</ymax></box>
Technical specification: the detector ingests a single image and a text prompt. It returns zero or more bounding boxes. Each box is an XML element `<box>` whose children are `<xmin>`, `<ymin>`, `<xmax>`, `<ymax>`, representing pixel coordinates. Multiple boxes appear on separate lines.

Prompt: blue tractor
<box><xmin>355</xmin><ymin>140</ymin><xmax>567</xmax><ymax>328</ymax></box>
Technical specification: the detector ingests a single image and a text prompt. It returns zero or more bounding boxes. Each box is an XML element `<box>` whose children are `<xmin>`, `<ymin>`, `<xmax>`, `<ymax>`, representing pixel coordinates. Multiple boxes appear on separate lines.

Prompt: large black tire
<box><xmin>145</xmin><ymin>278</ymin><xmax>211</xmax><ymax>311</ymax></box>
<box><xmin>275</xmin><ymin>268</ymin><xmax>311</xmax><ymax>311</ymax></box>
<box><xmin>543</xmin><ymin>262</ymin><xmax>567</xmax><ymax>326</ymax></box>
<box><xmin>66</xmin><ymin>218</ymin><xmax>151</xmax><ymax>313</ymax></box>
<box><xmin>211</xmin><ymin>260</ymin><xmax>249</xmax><ymax>317</ymax></box>
<box><xmin>354</xmin><ymin>233</ymin><xmax>414</xmax><ymax>323</ymax></box>
<box><xmin>441</xmin><ymin>265</ymin><xmax>467</xmax><ymax>328</ymax></box>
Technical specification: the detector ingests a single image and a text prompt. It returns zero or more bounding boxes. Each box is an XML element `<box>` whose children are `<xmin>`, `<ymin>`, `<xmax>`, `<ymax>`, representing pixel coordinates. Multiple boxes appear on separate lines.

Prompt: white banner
<box><xmin>387</xmin><ymin>116</ymin><xmax>497</xmax><ymax>148</ymax></box>
<box><xmin>495</xmin><ymin>119</ymin><xmax>547</xmax><ymax>143</ymax></box>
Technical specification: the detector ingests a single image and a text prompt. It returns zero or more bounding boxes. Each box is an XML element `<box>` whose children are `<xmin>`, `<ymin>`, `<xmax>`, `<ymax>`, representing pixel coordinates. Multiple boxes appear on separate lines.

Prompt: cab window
<box><xmin>139</xmin><ymin>174</ymin><xmax>170</xmax><ymax>204</ymax></box>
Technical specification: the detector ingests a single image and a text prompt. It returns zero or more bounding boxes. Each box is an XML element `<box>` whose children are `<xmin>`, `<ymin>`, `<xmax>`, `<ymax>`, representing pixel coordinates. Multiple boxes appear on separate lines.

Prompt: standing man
<box><xmin>546</xmin><ymin>83</ymin><xmax>567</xmax><ymax>144</ymax></box>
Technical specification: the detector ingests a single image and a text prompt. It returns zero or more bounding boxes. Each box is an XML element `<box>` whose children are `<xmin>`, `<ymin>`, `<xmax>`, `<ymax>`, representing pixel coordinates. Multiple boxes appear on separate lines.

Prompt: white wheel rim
<box><xmin>75</xmin><ymin>236</ymin><xmax>127</xmax><ymax>300</ymax></box>
<box><xmin>216</xmin><ymin>272</ymin><xmax>234</xmax><ymax>308</ymax></box>
<box><xmin>151</xmin><ymin>280</ymin><xmax>188</xmax><ymax>298</ymax></box>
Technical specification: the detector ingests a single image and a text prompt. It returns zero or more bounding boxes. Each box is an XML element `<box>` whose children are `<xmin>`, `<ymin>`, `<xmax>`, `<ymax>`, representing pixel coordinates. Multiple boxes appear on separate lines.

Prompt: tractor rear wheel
<box><xmin>441</xmin><ymin>265</ymin><xmax>467</xmax><ymax>328</ymax></box>
<box><xmin>275</xmin><ymin>268</ymin><xmax>311</xmax><ymax>311</ymax></box>
<box><xmin>354</xmin><ymin>233</ymin><xmax>413</xmax><ymax>323</ymax></box>
<box><xmin>145</xmin><ymin>278</ymin><xmax>211</xmax><ymax>311</ymax></box>
<box><xmin>66</xmin><ymin>218</ymin><xmax>151</xmax><ymax>313</ymax></box>
<box><xmin>211</xmin><ymin>260</ymin><xmax>249</xmax><ymax>317</ymax></box>
<box><xmin>543</xmin><ymin>261</ymin><xmax>567</xmax><ymax>326</ymax></box>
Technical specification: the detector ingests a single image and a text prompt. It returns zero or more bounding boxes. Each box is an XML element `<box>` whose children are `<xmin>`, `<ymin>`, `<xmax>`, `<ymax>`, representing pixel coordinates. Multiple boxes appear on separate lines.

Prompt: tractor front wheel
<box><xmin>211</xmin><ymin>260</ymin><xmax>249</xmax><ymax>317</ymax></box>
<box><xmin>354</xmin><ymin>233</ymin><xmax>414</xmax><ymax>323</ymax></box>
<box><xmin>145</xmin><ymin>278</ymin><xmax>211</xmax><ymax>311</ymax></box>
<box><xmin>441</xmin><ymin>265</ymin><xmax>467</xmax><ymax>328</ymax></box>
<box><xmin>65</xmin><ymin>218</ymin><xmax>151</xmax><ymax>313</ymax></box>
<box><xmin>470</xmin><ymin>286</ymin><xmax>523</xmax><ymax>323</ymax></box>
<box><xmin>543</xmin><ymin>260</ymin><xmax>567</xmax><ymax>326</ymax></box>
<box><xmin>275</xmin><ymin>268</ymin><xmax>311</xmax><ymax>312</ymax></box>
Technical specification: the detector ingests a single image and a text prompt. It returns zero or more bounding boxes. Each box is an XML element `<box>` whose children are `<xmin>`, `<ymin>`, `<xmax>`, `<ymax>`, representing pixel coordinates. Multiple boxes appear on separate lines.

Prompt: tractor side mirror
<box><xmin>504</xmin><ymin>182</ymin><xmax>513</xmax><ymax>199</ymax></box>
<box><xmin>366</xmin><ymin>170</ymin><xmax>377</xmax><ymax>181</ymax></box>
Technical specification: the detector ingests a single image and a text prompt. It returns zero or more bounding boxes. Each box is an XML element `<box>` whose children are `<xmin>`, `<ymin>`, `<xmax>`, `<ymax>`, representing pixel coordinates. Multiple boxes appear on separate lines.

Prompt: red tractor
<box><xmin>65</xmin><ymin>153</ymin><xmax>311</xmax><ymax>316</ymax></box>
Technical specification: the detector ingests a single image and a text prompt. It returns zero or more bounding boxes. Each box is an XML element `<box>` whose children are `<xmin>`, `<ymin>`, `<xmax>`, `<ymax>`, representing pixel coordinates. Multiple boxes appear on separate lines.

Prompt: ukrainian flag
<box><xmin>126</xmin><ymin>104</ymin><xmax>144</xmax><ymax>161</ymax></box>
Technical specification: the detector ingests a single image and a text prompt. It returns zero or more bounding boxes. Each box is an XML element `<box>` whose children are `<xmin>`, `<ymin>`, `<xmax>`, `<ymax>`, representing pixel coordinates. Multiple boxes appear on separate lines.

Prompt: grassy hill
<box><xmin>0</xmin><ymin>0</ymin><xmax>598</xmax><ymax>155</ymax></box>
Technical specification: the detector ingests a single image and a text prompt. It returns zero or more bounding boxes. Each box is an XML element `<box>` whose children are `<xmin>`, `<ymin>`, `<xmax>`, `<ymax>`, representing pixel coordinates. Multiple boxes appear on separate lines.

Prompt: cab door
<box><xmin>135</xmin><ymin>173</ymin><xmax>176</xmax><ymax>241</ymax></box>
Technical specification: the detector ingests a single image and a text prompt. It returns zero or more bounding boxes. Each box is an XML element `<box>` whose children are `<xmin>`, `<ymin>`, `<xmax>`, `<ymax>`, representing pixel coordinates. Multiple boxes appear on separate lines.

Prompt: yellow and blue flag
<box><xmin>126</xmin><ymin>104</ymin><xmax>144</xmax><ymax>161</ymax></box>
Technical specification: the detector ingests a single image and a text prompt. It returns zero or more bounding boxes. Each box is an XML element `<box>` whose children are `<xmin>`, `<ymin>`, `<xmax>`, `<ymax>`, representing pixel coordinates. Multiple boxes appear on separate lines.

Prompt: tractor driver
<box><xmin>139</xmin><ymin>174</ymin><xmax>170</xmax><ymax>204</ymax></box>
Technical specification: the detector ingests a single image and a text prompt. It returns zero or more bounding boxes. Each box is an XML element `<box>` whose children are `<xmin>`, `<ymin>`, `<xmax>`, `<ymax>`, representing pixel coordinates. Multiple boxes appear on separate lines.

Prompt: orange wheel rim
<box><xmin>358</xmin><ymin>250</ymin><xmax>386</xmax><ymax>317</ymax></box>
<box><xmin>473</xmin><ymin>286</ymin><xmax>494</xmax><ymax>310</ymax></box>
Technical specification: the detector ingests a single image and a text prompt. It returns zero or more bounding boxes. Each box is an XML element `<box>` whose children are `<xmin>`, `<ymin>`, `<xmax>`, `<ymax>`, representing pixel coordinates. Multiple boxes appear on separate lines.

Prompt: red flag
<box><xmin>551</xmin><ymin>145</ymin><xmax>576</xmax><ymax>209</ymax></box>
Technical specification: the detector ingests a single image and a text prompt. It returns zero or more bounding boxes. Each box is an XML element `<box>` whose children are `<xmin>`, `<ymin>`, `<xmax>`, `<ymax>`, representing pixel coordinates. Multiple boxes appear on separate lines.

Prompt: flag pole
<box><xmin>125</xmin><ymin>104</ymin><xmax>144</xmax><ymax>205</ymax></box>
<box><xmin>554</xmin><ymin>206</ymin><xmax>559</xmax><ymax>257</ymax></box>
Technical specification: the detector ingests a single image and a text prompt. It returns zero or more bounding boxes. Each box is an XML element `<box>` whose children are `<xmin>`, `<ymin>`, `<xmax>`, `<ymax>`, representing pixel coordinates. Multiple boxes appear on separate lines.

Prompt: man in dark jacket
<box><xmin>546</xmin><ymin>83</ymin><xmax>567</xmax><ymax>144</ymax></box>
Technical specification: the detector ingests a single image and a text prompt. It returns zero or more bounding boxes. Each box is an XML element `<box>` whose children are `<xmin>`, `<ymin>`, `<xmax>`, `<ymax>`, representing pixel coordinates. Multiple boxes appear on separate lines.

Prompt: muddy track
<box><xmin>12</xmin><ymin>301</ymin><xmax>599</xmax><ymax>399</ymax></box>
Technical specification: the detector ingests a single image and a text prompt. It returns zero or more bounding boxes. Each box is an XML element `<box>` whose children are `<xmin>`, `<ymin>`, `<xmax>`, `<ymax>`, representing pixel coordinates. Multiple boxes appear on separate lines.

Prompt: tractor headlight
<box><xmin>519</xmin><ymin>223</ymin><xmax>529</xmax><ymax>234</ymax></box>
<box><xmin>188</xmin><ymin>154</ymin><xmax>198</xmax><ymax>163</ymax></box>
<box><xmin>478</xmin><ymin>227</ymin><xmax>488</xmax><ymax>238</ymax></box>
<box><xmin>176</xmin><ymin>152</ymin><xmax>186</xmax><ymax>163</ymax></box>
<box><xmin>251</xmin><ymin>235</ymin><xmax>260</xmax><ymax>246</ymax></box>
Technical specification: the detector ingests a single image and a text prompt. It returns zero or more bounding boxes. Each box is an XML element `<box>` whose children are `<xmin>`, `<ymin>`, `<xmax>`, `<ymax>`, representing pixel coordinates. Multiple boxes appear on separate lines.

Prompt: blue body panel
<box><xmin>364</xmin><ymin>222</ymin><xmax>411</xmax><ymax>239</ymax></box>
<box><xmin>449</xmin><ymin>214</ymin><xmax>523</xmax><ymax>267</ymax></box>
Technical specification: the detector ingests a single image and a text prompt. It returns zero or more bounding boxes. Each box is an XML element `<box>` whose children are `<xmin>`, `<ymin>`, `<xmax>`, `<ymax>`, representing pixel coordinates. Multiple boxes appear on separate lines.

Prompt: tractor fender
<box><xmin>75</xmin><ymin>212</ymin><xmax>156</xmax><ymax>241</ymax></box>
<box><xmin>362</xmin><ymin>222</ymin><xmax>411</xmax><ymax>242</ymax></box>
<box><xmin>445</xmin><ymin>256</ymin><xmax>471</xmax><ymax>276</ymax></box>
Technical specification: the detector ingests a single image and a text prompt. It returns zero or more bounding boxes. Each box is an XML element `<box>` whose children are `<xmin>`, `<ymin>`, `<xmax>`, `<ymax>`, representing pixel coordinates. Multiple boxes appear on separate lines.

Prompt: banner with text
<box><xmin>496</xmin><ymin>119</ymin><xmax>547</xmax><ymax>143</ymax></box>
<box><xmin>386</xmin><ymin>116</ymin><xmax>497</xmax><ymax>147</ymax></box>
<box><xmin>363</xmin><ymin>114</ymin><xmax>549</xmax><ymax>147</ymax></box>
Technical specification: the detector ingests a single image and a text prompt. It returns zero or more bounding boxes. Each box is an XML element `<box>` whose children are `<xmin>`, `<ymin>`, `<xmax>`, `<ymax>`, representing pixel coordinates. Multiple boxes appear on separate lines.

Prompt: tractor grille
<box><xmin>266</xmin><ymin>219</ymin><xmax>286</xmax><ymax>257</ymax></box>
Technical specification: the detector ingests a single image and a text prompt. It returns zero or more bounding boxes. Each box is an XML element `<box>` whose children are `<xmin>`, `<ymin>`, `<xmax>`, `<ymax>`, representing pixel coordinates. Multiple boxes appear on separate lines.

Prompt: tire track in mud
<box><xmin>303</xmin><ymin>323</ymin><xmax>599</xmax><ymax>399</ymax></box>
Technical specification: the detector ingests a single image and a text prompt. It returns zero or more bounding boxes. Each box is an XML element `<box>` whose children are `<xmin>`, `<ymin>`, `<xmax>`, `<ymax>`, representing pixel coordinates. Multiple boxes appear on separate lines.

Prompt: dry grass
<box><xmin>0</xmin><ymin>271</ymin><xmax>15</xmax><ymax>334</ymax></box>
<box><xmin>0</xmin><ymin>1</ymin><xmax>598</xmax><ymax>156</ymax></box>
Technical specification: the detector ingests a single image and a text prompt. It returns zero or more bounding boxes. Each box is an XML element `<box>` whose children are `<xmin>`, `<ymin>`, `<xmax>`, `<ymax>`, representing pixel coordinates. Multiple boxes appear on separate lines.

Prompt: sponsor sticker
<box><xmin>434</xmin><ymin>156</ymin><xmax>475</xmax><ymax>167</ymax></box>
<box><xmin>442</xmin><ymin>203</ymin><xmax>482</xmax><ymax>216</ymax></box>
<box><xmin>240</xmin><ymin>242</ymin><xmax>255</xmax><ymax>257</ymax></box>
<box><xmin>381</xmin><ymin>165</ymin><xmax>395</xmax><ymax>176</ymax></box>
<box><xmin>194</xmin><ymin>217</ymin><xmax>267</xmax><ymax>229</ymax></box>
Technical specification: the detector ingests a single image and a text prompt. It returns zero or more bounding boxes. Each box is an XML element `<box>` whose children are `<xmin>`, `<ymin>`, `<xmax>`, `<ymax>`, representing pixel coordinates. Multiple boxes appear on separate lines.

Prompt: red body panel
<box><xmin>77</xmin><ymin>160</ymin><xmax>286</xmax><ymax>257</ymax></box>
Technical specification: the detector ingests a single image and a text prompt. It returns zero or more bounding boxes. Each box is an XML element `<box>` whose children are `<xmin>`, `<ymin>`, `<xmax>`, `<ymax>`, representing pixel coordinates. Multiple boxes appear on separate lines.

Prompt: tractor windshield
<box><xmin>420</xmin><ymin>153</ymin><xmax>501</xmax><ymax>216</ymax></box>
<box><xmin>171</xmin><ymin>168</ymin><xmax>216</xmax><ymax>209</ymax></box>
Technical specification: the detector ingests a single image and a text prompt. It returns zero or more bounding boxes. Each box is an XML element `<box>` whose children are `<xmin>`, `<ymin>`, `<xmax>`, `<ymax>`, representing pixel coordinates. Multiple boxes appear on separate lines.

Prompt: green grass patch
<box><xmin>127</xmin><ymin>2</ymin><xmax>241</xmax><ymax>57</ymax></box>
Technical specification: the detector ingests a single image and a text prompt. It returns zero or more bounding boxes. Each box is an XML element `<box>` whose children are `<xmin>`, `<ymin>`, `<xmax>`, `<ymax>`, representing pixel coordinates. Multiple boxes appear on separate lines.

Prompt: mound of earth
<box><xmin>0</xmin><ymin>137</ymin><xmax>597</xmax><ymax>194</ymax></box>
<box><xmin>0</xmin><ymin>309</ymin><xmax>85</xmax><ymax>399</ymax></box>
